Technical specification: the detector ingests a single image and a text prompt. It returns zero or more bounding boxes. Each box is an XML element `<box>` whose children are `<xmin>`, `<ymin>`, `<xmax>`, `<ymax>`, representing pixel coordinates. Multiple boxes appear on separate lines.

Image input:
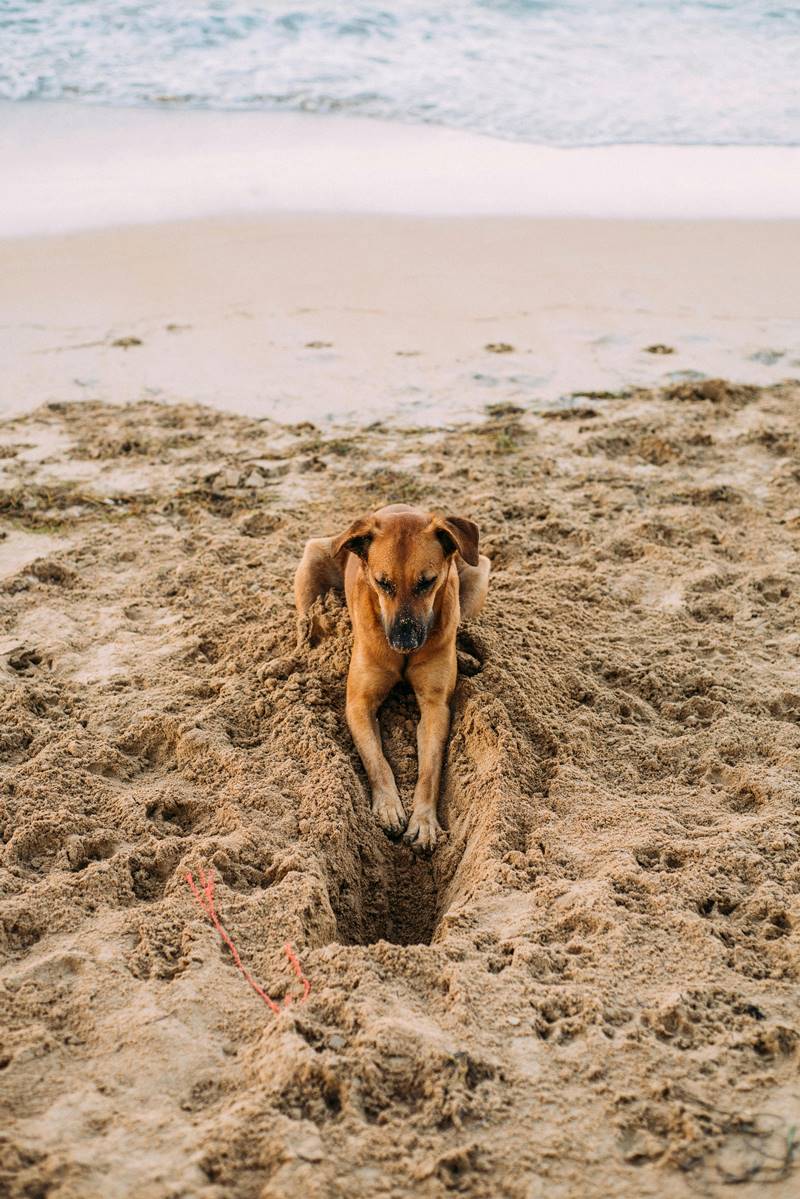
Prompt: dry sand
<box><xmin>1</xmin><ymin>373</ymin><xmax>800</xmax><ymax>1197</ymax></box>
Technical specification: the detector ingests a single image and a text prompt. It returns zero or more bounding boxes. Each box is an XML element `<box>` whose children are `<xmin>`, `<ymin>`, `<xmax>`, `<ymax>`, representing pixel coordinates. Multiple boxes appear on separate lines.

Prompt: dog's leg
<box><xmin>456</xmin><ymin>554</ymin><xmax>491</xmax><ymax>621</ymax></box>
<box><xmin>404</xmin><ymin>649</ymin><xmax>457</xmax><ymax>852</ymax></box>
<box><xmin>346</xmin><ymin>658</ymin><xmax>406</xmax><ymax>837</ymax></box>
<box><xmin>262</xmin><ymin>537</ymin><xmax>343</xmax><ymax>680</ymax></box>
<box><xmin>294</xmin><ymin>536</ymin><xmax>344</xmax><ymax>647</ymax></box>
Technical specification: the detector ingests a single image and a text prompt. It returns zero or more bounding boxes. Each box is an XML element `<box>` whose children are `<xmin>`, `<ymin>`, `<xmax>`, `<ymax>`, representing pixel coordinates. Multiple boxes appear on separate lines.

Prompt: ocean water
<box><xmin>1</xmin><ymin>1</ymin><xmax>798</xmax><ymax>147</ymax></box>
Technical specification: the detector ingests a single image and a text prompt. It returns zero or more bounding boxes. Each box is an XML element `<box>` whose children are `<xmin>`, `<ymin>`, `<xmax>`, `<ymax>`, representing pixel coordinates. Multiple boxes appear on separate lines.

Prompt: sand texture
<box><xmin>1</xmin><ymin>379</ymin><xmax>800</xmax><ymax>1197</ymax></box>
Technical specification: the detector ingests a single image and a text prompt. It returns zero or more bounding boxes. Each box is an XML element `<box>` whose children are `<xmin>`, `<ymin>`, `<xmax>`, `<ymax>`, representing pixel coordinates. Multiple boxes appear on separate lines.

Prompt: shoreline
<box><xmin>2</xmin><ymin>101</ymin><xmax>800</xmax><ymax>238</ymax></box>
<box><xmin>1</xmin><ymin>212</ymin><xmax>798</xmax><ymax>425</ymax></box>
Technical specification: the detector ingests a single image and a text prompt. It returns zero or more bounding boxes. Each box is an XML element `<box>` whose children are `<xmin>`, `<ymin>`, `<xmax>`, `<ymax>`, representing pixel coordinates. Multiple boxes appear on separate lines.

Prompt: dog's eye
<box><xmin>376</xmin><ymin>577</ymin><xmax>395</xmax><ymax>595</ymax></box>
<box><xmin>415</xmin><ymin>576</ymin><xmax>435</xmax><ymax>594</ymax></box>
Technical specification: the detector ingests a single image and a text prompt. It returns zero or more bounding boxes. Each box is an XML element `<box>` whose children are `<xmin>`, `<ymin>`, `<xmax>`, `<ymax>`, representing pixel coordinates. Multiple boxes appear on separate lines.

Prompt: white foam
<box><xmin>3</xmin><ymin>1</ymin><xmax>798</xmax><ymax>148</ymax></box>
<box><xmin>2</xmin><ymin>101</ymin><xmax>800</xmax><ymax>237</ymax></box>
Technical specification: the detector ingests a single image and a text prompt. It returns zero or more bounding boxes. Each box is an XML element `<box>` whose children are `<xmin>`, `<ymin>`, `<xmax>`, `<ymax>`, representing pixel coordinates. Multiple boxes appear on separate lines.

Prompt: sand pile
<box><xmin>1</xmin><ymin>381</ymin><xmax>799</xmax><ymax>1197</ymax></box>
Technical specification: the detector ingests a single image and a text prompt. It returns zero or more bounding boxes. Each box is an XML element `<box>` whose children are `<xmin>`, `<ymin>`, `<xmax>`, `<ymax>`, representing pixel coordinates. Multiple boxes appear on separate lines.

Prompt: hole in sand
<box><xmin>333</xmin><ymin>839</ymin><xmax>440</xmax><ymax>947</ymax></box>
<box><xmin>330</xmin><ymin>684</ymin><xmax>451</xmax><ymax>948</ymax></box>
<box><xmin>322</xmin><ymin>667</ymin><xmax>532</xmax><ymax>950</ymax></box>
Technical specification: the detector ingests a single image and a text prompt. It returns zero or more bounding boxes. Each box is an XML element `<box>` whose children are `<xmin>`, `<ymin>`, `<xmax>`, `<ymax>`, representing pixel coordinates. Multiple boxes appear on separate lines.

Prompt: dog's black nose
<box><xmin>389</xmin><ymin>616</ymin><xmax>425</xmax><ymax>653</ymax></box>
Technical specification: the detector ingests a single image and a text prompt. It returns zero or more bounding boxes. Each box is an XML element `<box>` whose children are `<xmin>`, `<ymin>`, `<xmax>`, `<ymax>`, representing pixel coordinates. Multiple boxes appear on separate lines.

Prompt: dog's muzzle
<box><xmin>388</xmin><ymin>613</ymin><xmax>427</xmax><ymax>653</ymax></box>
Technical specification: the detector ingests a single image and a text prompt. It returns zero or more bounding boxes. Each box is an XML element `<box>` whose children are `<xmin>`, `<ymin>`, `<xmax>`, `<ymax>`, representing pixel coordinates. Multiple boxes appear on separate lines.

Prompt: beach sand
<box><xmin>4</xmin><ymin>103</ymin><xmax>800</xmax><ymax>237</ymax></box>
<box><xmin>2</xmin><ymin>369</ymin><xmax>800</xmax><ymax>1196</ymax></box>
<box><xmin>2</xmin><ymin>215</ymin><xmax>799</xmax><ymax>425</ymax></box>
<box><xmin>1</xmin><ymin>211</ymin><xmax>800</xmax><ymax>1197</ymax></box>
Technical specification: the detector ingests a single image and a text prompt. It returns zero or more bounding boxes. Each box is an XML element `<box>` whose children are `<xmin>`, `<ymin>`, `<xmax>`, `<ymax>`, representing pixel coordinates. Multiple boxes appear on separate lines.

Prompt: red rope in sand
<box><xmin>185</xmin><ymin>867</ymin><xmax>310</xmax><ymax>1014</ymax></box>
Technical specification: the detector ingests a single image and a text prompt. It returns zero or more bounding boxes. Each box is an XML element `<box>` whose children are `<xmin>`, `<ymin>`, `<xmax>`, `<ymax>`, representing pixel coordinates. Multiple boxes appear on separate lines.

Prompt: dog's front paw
<box><xmin>372</xmin><ymin>788</ymin><xmax>407</xmax><ymax>839</ymax></box>
<box><xmin>403</xmin><ymin>809</ymin><xmax>442</xmax><ymax>853</ymax></box>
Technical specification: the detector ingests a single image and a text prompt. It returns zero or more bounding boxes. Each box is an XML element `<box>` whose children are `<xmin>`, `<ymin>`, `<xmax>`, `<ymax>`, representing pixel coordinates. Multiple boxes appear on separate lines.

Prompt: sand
<box><xmin>2</xmin><ymin>216</ymin><xmax>799</xmax><ymax>426</ymax></box>
<box><xmin>1</xmin><ymin>371</ymin><xmax>800</xmax><ymax>1196</ymax></box>
<box><xmin>4</xmin><ymin>103</ymin><xmax>800</xmax><ymax>238</ymax></box>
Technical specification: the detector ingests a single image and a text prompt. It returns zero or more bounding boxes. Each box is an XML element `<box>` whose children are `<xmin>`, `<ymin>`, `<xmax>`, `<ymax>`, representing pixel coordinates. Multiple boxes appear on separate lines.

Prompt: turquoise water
<box><xmin>1</xmin><ymin>1</ymin><xmax>798</xmax><ymax>146</ymax></box>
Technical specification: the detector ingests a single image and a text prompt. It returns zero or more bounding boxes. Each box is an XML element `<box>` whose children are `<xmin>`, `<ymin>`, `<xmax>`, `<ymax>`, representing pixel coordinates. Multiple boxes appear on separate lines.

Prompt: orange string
<box><xmin>283</xmin><ymin>940</ymin><xmax>312</xmax><ymax>1005</ymax></box>
<box><xmin>185</xmin><ymin>868</ymin><xmax>310</xmax><ymax>1014</ymax></box>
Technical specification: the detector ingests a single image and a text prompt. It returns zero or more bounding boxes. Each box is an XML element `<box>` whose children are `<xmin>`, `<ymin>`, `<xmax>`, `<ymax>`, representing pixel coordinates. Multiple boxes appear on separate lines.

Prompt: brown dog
<box><xmin>294</xmin><ymin>504</ymin><xmax>490</xmax><ymax>850</ymax></box>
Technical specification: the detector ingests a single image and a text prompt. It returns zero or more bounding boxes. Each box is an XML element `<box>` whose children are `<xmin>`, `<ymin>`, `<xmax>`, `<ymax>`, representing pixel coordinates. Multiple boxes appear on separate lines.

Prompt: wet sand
<box><xmin>1</xmin><ymin>376</ymin><xmax>799</xmax><ymax>1197</ymax></box>
<box><xmin>1</xmin><ymin>215</ymin><xmax>799</xmax><ymax>426</ymax></box>
<box><xmin>4</xmin><ymin>103</ymin><xmax>800</xmax><ymax>237</ymax></box>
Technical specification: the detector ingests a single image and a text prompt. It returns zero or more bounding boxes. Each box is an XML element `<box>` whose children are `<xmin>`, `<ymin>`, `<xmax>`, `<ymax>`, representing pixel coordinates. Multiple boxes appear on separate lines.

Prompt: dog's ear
<box><xmin>433</xmin><ymin>514</ymin><xmax>479</xmax><ymax>566</ymax></box>
<box><xmin>331</xmin><ymin>515</ymin><xmax>375</xmax><ymax>561</ymax></box>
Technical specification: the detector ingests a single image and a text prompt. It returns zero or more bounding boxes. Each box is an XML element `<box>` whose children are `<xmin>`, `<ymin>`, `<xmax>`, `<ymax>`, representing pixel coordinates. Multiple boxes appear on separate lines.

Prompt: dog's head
<box><xmin>332</xmin><ymin>507</ymin><xmax>479</xmax><ymax>653</ymax></box>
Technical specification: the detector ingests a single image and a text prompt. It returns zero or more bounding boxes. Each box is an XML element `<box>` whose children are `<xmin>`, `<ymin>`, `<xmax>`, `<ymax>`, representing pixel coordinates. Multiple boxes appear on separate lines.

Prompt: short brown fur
<box><xmin>294</xmin><ymin>504</ymin><xmax>490</xmax><ymax>850</ymax></box>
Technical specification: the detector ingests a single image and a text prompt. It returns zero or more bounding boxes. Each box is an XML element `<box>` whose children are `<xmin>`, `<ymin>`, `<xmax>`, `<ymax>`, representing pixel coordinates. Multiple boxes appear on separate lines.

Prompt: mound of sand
<box><xmin>1</xmin><ymin>381</ymin><xmax>799</xmax><ymax>1197</ymax></box>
